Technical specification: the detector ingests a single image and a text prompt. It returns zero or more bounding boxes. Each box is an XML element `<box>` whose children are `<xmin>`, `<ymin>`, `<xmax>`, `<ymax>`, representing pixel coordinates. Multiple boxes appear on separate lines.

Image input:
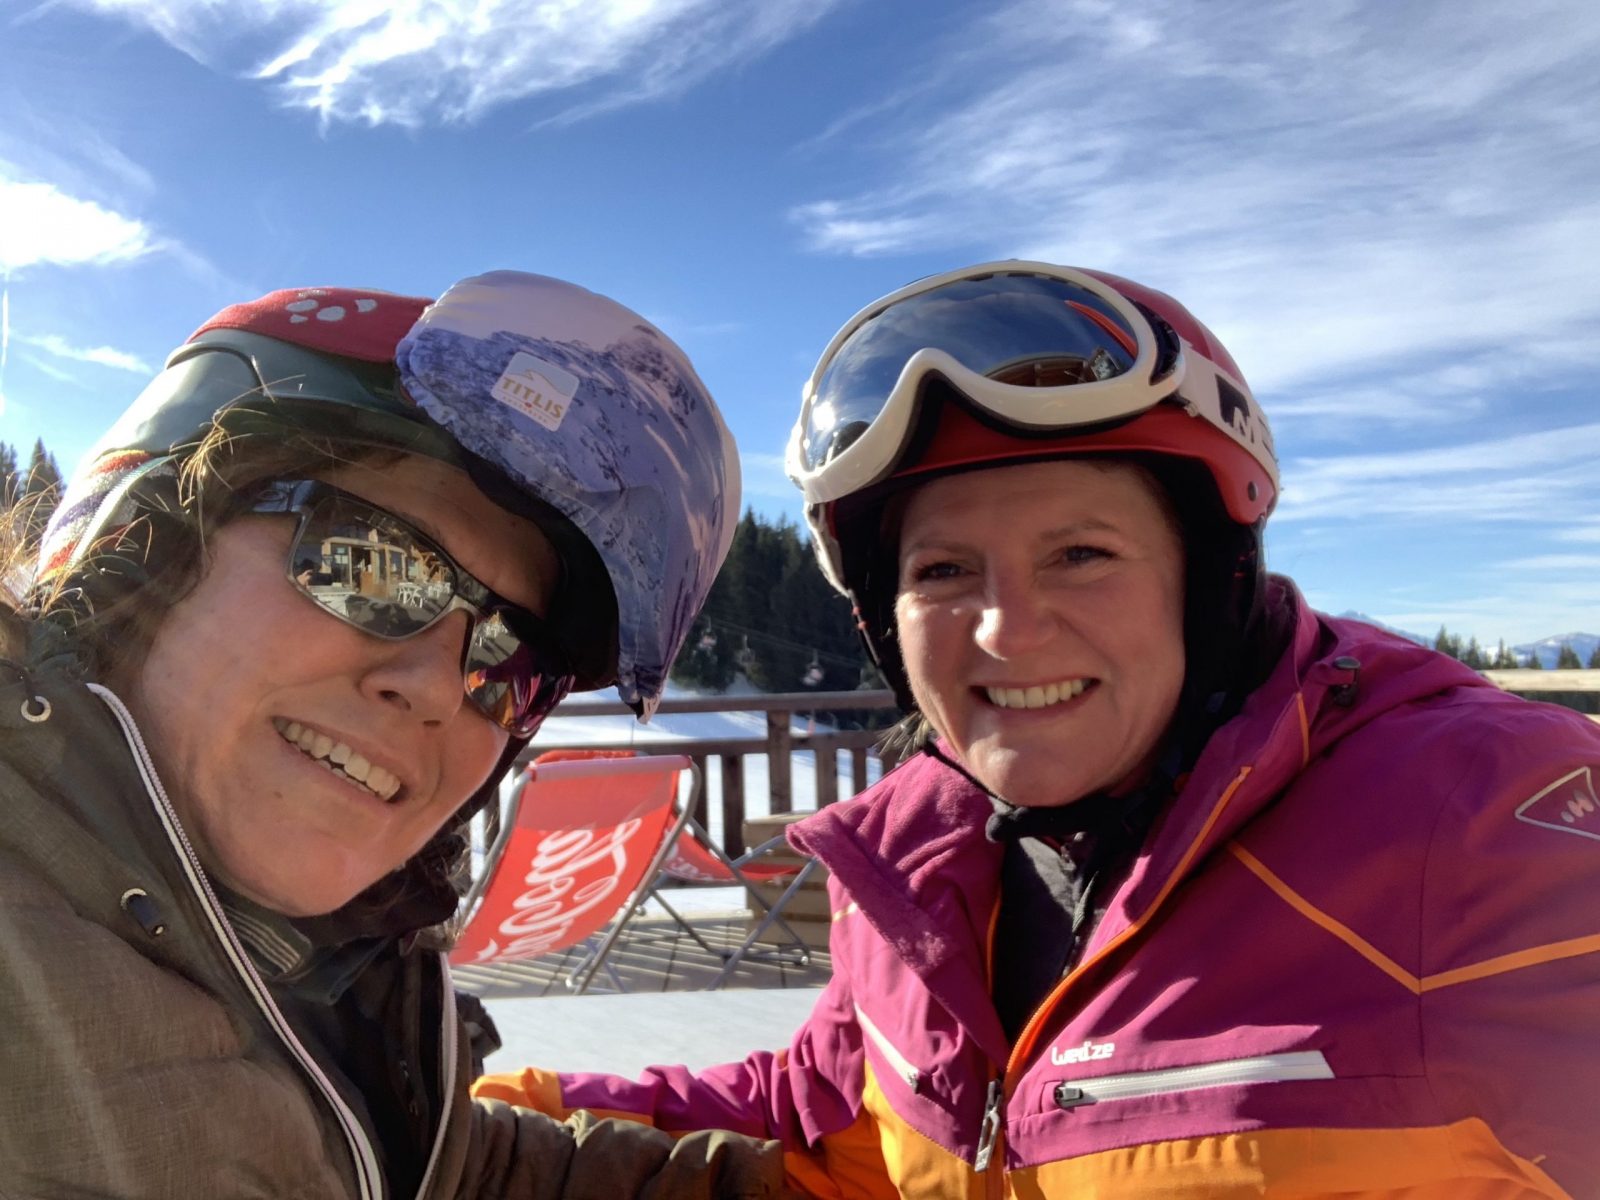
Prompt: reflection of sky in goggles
<box><xmin>253</xmin><ymin>478</ymin><xmax>576</xmax><ymax>738</ymax></box>
<box><xmin>799</xmin><ymin>272</ymin><xmax>1168</xmax><ymax>473</ymax></box>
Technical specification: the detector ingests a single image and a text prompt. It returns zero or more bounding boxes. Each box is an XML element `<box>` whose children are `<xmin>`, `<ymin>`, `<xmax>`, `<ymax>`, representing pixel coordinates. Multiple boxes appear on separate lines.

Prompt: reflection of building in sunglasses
<box><xmin>251</xmin><ymin>477</ymin><xmax>576</xmax><ymax>736</ymax></box>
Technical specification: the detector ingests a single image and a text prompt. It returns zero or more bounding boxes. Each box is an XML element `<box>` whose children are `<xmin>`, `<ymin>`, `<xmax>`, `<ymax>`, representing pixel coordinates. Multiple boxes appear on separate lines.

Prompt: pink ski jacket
<box><xmin>479</xmin><ymin>582</ymin><xmax>1600</xmax><ymax>1198</ymax></box>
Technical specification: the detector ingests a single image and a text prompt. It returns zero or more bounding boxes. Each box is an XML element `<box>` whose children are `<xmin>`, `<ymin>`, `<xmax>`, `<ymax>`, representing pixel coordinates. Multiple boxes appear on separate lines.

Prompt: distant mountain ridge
<box><xmin>1336</xmin><ymin>613</ymin><xmax>1597</xmax><ymax>668</ymax></box>
<box><xmin>1513</xmin><ymin>632</ymin><xmax>1600</xmax><ymax>669</ymax></box>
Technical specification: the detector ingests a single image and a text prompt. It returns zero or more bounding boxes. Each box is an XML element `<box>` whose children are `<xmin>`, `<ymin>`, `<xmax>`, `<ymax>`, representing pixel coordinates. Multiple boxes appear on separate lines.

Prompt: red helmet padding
<box><xmin>894</xmin><ymin>400</ymin><xmax>1274</xmax><ymax>526</ymax></box>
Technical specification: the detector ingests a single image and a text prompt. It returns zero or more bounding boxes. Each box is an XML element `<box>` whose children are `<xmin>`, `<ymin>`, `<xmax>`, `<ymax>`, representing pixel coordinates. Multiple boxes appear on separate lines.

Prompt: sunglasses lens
<box><xmin>804</xmin><ymin>272</ymin><xmax>1142</xmax><ymax>471</ymax></box>
<box><xmin>290</xmin><ymin>496</ymin><xmax>456</xmax><ymax>637</ymax></box>
<box><xmin>288</xmin><ymin>491</ymin><xmax>574</xmax><ymax>736</ymax></box>
<box><xmin>464</xmin><ymin>611</ymin><xmax>576</xmax><ymax>738</ymax></box>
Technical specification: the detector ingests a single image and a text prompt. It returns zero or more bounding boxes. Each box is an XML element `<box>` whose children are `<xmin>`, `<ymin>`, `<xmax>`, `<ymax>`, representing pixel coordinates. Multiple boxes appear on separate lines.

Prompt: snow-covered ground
<box><xmin>485</xmin><ymin>988</ymin><xmax>822</xmax><ymax>1078</ymax></box>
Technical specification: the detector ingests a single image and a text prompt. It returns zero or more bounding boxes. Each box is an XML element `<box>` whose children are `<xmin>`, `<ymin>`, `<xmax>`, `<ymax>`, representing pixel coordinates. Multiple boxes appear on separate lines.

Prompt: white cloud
<box><xmin>19</xmin><ymin>333</ymin><xmax>153</xmax><ymax>375</ymax></box>
<box><xmin>1495</xmin><ymin>553</ymin><xmax>1600</xmax><ymax>572</ymax></box>
<box><xmin>1554</xmin><ymin>523</ymin><xmax>1600</xmax><ymax>544</ymax></box>
<box><xmin>69</xmin><ymin>0</ymin><xmax>845</xmax><ymax>127</ymax></box>
<box><xmin>19</xmin><ymin>354</ymin><xmax>79</xmax><ymax>385</ymax></box>
<box><xmin>1274</xmin><ymin>422</ymin><xmax>1600</xmax><ymax>525</ymax></box>
<box><xmin>0</xmin><ymin>177</ymin><xmax>153</xmax><ymax>271</ymax></box>
<box><xmin>789</xmin><ymin>0</ymin><xmax>1600</xmax><ymax>400</ymax></box>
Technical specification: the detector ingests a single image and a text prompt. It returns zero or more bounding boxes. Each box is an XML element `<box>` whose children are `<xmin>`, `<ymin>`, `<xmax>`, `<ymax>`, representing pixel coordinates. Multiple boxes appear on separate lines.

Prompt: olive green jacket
<box><xmin>0</xmin><ymin>666</ymin><xmax>786</xmax><ymax>1199</ymax></box>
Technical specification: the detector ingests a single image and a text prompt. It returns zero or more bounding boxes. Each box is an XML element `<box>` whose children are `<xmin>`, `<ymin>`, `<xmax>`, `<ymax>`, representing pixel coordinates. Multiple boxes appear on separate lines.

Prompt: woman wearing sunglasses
<box><xmin>0</xmin><ymin>272</ymin><xmax>790</xmax><ymax>1198</ymax></box>
<box><xmin>480</xmin><ymin>263</ymin><xmax>1600</xmax><ymax>1197</ymax></box>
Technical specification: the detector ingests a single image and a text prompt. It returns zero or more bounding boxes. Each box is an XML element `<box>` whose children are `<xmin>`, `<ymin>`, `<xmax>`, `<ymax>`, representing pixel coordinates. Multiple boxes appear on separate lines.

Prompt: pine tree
<box><xmin>1525</xmin><ymin>648</ymin><xmax>1544</xmax><ymax>670</ymax></box>
<box><xmin>1492</xmin><ymin>640</ymin><xmax>1519</xmax><ymax>670</ymax></box>
<box><xmin>1461</xmin><ymin>637</ymin><xmax>1486</xmax><ymax>670</ymax></box>
<box><xmin>1588</xmin><ymin>645</ymin><xmax>1600</xmax><ymax>670</ymax></box>
<box><xmin>1432</xmin><ymin>626</ymin><xmax>1464</xmax><ymax>661</ymax></box>
<box><xmin>17</xmin><ymin>438</ymin><xmax>64</xmax><ymax>545</ymax></box>
<box><xmin>0</xmin><ymin>441</ymin><xmax>18</xmax><ymax>506</ymax></box>
<box><xmin>668</xmin><ymin>508</ymin><xmax>875</xmax><ymax>697</ymax></box>
<box><xmin>1556</xmin><ymin>643</ymin><xmax>1582</xmax><ymax>669</ymax></box>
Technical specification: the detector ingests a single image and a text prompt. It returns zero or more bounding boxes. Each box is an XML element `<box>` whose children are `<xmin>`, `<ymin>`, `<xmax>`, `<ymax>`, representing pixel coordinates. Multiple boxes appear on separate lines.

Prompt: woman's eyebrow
<box><xmin>905</xmin><ymin>517</ymin><xmax>1122</xmax><ymax>552</ymax></box>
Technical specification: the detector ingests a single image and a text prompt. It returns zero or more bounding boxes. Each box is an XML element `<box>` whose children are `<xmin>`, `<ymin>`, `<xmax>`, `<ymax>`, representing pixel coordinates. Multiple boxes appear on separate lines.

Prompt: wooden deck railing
<box><xmin>1483</xmin><ymin>668</ymin><xmax>1600</xmax><ymax>725</ymax></box>
<box><xmin>519</xmin><ymin>670</ymin><xmax>1599</xmax><ymax>854</ymax></box>
<box><xmin>1481</xmin><ymin>668</ymin><xmax>1600</xmax><ymax>693</ymax></box>
<box><xmin>521</xmin><ymin>690</ymin><xmax>901</xmax><ymax>856</ymax></box>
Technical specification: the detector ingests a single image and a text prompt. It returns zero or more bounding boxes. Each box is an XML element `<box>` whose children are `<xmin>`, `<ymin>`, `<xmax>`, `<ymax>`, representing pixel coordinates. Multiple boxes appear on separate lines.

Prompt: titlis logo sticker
<box><xmin>1050</xmin><ymin>1039</ymin><xmax>1116</xmax><ymax>1066</ymax></box>
<box><xmin>491</xmin><ymin>351</ymin><xmax>580</xmax><ymax>432</ymax></box>
<box><xmin>1515</xmin><ymin>766</ymin><xmax>1600</xmax><ymax>843</ymax></box>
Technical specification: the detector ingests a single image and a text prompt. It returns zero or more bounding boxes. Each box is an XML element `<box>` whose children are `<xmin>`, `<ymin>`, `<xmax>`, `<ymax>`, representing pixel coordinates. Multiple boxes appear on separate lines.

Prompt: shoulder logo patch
<box><xmin>1514</xmin><ymin>766</ymin><xmax>1600</xmax><ymax>843</ymax></box>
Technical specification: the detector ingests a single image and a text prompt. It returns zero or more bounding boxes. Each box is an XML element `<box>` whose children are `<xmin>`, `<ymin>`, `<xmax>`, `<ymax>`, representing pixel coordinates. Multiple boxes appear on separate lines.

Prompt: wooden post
<box><xmin>879</xmin><ymin>740</ymin><xmax>902</xmax><ymax>776</ymax></box>
<box><xmin>690</xmin><ymin>754</ymin><xmax>709</xmax><ymax>829</ymax></box>
<box><xmin>815</xmin><ymin>746</ymin><xmax>838</xmax><ymax>808</ymax></box>
<box><xmin>851</xmin><ymin>748</ymin><xmax>869</xmax><ymax>797</ymax></box>
<box><xmin>720</xmin><ymin>754</ymin><xmax>746</xmax><ymax>857</ymax></box>
<box><xmin>767</xmin><ymin>711</ymin><xmax>793</xmax><ymax>814</ymax></box>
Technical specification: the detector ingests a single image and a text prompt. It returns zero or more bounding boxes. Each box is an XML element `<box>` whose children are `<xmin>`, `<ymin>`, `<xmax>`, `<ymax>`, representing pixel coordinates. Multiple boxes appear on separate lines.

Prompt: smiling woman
<box><xmin>0</xmin><ymin>273</ymin><xmax>789</xmax><ymax>1198</ymax></box>
<box><xmin>479</xmin><ymin>261</ymin><xmax>1600</xmax><ymax>1199</ymax></box>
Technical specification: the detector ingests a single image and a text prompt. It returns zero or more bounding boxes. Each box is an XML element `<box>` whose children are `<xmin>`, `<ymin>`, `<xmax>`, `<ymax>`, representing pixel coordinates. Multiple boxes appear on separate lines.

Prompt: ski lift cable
<box><xmin>693</xmin><ymin>611</ymin><xmax>864</xmax><ymax>668</ymax></box>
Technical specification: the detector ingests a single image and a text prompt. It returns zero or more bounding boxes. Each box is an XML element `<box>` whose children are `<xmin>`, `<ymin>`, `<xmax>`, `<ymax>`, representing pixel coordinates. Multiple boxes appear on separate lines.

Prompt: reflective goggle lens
<box><xmin>804</xmin><ymin>272</ymin><xmax>1144</xmax><ymax>471</ymax></box>
<box><xmin>277</xmin><ymin>484</ymin><xmax>575</xmax><ymax>737</ymax></box>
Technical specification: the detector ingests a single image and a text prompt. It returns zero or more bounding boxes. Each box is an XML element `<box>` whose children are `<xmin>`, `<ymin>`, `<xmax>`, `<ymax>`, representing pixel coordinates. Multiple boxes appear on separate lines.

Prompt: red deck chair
<box><xmin>449</xmin><ymin>750</ymin><xmax>696</xmax><ymax>994</ymax></box>
<box><xmin>650</xmin><ymin>819</ymin><xmax>820</xmax><ymax>990</ymax></box>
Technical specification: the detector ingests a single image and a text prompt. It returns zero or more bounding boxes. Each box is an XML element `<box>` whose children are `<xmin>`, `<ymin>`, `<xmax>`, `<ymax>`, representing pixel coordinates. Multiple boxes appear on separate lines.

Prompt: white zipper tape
<box><xmin>1053</xmin><ymin>1049</ymin><xmax>1333</xmax><ymax>1109</ymax></box>
<box><xmin>92</xmin><ymin>684</ymin><xmax>385</xmax><ymax>1200</ymax></box>
<box><xmin>854</xmin><ymin>1003</ymin><xmax>924</xmax><ymax>1092</ymax></box>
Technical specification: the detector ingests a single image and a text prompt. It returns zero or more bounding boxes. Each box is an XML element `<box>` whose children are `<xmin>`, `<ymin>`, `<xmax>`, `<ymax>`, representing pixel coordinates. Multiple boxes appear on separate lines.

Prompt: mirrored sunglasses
<box><xmin>251</xmin><ymin>478</ymin><xmax>575</xmax><ymax>737</ymax></box>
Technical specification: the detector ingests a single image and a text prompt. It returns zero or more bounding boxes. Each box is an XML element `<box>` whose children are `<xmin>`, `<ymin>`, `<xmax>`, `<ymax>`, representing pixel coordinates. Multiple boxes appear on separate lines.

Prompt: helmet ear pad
<box><xmin>833</xmin><ymin>498</ymin><xmax>916</xmax><ymax>712</ymax></box>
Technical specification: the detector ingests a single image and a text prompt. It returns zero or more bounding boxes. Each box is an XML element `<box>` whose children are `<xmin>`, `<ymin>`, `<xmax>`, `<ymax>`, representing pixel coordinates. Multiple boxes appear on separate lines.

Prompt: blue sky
<box><xmin>2</xmin><ymin>0</ymin><xmax>1596</xmax><ymax>647</ymax></box>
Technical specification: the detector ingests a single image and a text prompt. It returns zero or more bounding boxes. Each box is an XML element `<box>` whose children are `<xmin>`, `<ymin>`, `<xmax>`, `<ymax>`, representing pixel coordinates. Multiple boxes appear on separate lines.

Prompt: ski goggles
<box><xmin>787</xmin><ymin>262</ymin><xmax>1232</xmax><ymax>505</ymax></box>
<box><xmin>251</xmin><ymin>478</ymin><xmax>576</xmax><ymax>737</ymax></box>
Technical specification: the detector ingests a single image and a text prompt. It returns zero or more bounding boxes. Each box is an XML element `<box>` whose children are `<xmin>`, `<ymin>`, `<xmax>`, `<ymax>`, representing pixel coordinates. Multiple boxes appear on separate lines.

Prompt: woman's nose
<box><xmin>361</xmin><ymin>611</ymin><xmax>471</xmax><ymax>725</ymax></box>
<box><xmin>974</xmin><ymin>573</ymin><xmax>1058</xmax><ymax>659</ymax></box>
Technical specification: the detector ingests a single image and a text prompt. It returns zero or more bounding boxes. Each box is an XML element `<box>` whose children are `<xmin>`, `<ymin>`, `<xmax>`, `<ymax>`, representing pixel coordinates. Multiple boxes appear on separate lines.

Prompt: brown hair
<box><xmin>25</xmin><ymin>416</ymin><xmax>400</xmax><ymax>685</ymax></box>
<box><xmin>16</xmin><ymin>415</ymin><xmax>473</xmax><ymax>938</ymax></box>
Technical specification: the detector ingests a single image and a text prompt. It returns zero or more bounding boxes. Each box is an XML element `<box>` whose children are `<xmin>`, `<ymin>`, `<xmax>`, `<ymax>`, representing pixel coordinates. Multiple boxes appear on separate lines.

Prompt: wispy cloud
<box><xmin>1495</xmin><ymin>553</ymin><xmax>1600</xmax><ymax>572</ymax></box>
<box><xmin>1554</xmin><ymin>522</ymin><xmax>1600</xmax><ymax>545</ymax></box>
<box><xmin>789</xmin><ymin>0</ymin><xmax>1600</xmax><ymax>402</ymax></box>
<box><xmin>68</xmin><ymin>0</ymin><xmax>846</xmax><ymax>127</ymax></box>
<box><xmin>0</xmin><ymin>175</ymin><xmax>153</xmax><ymax>271</ymax></box>
<box><xmin>19</xmin><ymin>333</ymin><xmax>153</xmax><ymax>374</ymax></box>
<box><xmin>1276</xmin><ymin>423</ymin><xmax>1600</xmax><ymax>525</ymax></box>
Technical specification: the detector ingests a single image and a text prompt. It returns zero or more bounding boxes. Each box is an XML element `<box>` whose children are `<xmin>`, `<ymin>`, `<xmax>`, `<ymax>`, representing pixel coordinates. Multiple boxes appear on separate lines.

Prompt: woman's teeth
<box><xmin>984</xmin><ymin>678</ymin><xmax>1091</xmax><ymax>710</ymax></box>
<box><xmin>273</xmin><ymin>718</ymin><xmax>401</xmax><ymax>801</ymax></box>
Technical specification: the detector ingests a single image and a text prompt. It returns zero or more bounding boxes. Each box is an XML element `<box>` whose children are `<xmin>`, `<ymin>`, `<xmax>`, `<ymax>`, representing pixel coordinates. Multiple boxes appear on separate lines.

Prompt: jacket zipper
<box><xmin>853</xmin><ymin>1003</ymin><xmax>924</xmax><ymax>1092</ymax></box>
<box><xmin>92</xmin><ymin>685</ymin><xmax>386</xmax><ymax>1200</ymax></box>
<box><xmin>414</xmin><ymin>961</ymin><xmax>459</xmax><ymax>1199</ymax></box>
<box><xmin>1051</xmin><ymin>1049</ymin><xmax>1333</xmax><ymax>1110</ymax></box>
<box><xmin>972</xmin><ymin>1077</ymin><xmax>1004</xmax><ymax>1174</ymax></box>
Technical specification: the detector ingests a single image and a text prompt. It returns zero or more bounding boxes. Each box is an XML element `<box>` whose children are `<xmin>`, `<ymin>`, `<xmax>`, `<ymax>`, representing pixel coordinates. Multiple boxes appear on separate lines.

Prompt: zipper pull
<box><xmin>972</xmin><ymin>1078</ymin><xmax>1004</xmax><ymax>1173</ymax></box>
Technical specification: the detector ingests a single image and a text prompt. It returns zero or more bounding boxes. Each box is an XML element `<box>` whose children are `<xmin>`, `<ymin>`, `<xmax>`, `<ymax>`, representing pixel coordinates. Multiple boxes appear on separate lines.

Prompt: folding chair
<box><xmin>652</xmin><ymin>821</ymin><xmax>820</xmax><ymax>990</ymax></box>
<box><xmin>449</xmin><ymin>751</ymin><xmax>697</xmax><ymax>994</ymax></box>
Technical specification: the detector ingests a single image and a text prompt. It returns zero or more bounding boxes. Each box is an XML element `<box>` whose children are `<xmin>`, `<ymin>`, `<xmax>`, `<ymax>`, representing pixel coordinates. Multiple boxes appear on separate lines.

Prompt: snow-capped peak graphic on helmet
<box><xmin>396</xmin><ymin>271</ymin><xmax>740</xmax><ymax>719</ymax></box>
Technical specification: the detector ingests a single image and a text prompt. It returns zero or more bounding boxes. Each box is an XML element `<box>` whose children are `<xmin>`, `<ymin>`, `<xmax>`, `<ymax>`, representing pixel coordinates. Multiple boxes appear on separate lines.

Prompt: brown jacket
<box><xmin>0</xmin><ymin>666</ymin><xmax>787</xmax><ymax>1199</ymax></box>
